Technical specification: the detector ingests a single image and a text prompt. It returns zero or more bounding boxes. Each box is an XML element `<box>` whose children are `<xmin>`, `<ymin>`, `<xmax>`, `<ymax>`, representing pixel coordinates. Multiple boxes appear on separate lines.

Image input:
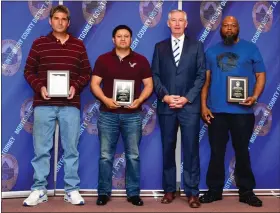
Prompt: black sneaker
<box><xmin>199</xmin><ymin>191</ymin><xmax>222</xmax><ymax>203</ymax></box>
<box><xmin>127</xmin><ymin>195</ymin><xmax>144</xmax><ymax>206</ymax></box>
<box><xmin>239</xmin><ymin>191</ymin><xmax>262</xmax><ymax>207</ymax></box>
<box><xmin>96</xmin><ymin>195</ymin><xmax>109</xmax><ymax>206</ymax></box>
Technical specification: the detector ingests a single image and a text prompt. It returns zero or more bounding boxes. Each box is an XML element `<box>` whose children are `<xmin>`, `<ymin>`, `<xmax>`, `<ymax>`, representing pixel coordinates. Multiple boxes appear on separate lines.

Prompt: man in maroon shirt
<box><xmin>23</xmin><ymin>5</ymin><xmax>91</xmax><ymax>206</ymax></box>
<box><xmin>91</xmin><ymin>25</ymin><xmax>153</xmax><ymax>206</ymax></box>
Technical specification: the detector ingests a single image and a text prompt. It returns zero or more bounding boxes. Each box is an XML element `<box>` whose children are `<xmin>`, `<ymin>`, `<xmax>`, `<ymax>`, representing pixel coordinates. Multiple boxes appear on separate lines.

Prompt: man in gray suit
<box><xmin>151</xmin><ymin>10</ymin><xmax>206</xmax><ymax>208</ymax></box>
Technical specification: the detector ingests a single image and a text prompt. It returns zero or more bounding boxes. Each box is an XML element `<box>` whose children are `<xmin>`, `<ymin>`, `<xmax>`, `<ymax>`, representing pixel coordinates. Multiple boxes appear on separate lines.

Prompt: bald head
<box><xmin>220</xmin><ymin>16</ymin><xmax>240</xmax><ymax>45</ymax></box>
<box><xmin>222</xmin><ymin>16</ymin><xmax>239</xmax><ymax>27</ymax></box>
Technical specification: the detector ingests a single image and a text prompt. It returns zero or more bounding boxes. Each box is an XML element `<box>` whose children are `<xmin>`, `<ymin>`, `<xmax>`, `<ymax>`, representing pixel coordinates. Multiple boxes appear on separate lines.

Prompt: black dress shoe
<box><xmin>199</xmin><ymin>191</ymin><xmax>222</xmax><ymax>203</ymax></box>
<box><xmin>96</xmin><ymin>195</ymin><xmax>109</xmax><ymax>205</ymax></box>
<box><xmin>239</xmin><ymin>191</ymin><xmax>262</xmax><ymax>207</ymax></box>
<box><xmin>127</xmin><ymin>196</ymin><xmax>144</xmax><ymax>206</ymax></box>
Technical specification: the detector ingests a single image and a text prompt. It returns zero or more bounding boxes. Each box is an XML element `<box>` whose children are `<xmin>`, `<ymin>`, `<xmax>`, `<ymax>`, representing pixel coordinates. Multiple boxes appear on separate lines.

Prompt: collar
<box><xmin>47</xmin><ymin>32</ymin><xmax>73</xmax><ymax>43</ymax></box>
<box><xmin>111</xmin><ymin>48</ymin><xmax>135</xmax><ymax>59</ymax></box>
<box><xmin>171</xmin><ymin>34</ymin><xmax>185</xmax><ymax>43</ymax></box>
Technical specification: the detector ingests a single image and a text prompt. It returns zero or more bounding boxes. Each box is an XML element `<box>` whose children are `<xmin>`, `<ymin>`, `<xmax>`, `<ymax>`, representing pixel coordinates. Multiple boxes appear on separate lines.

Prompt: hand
<box><xmin>103</xmin><ymin>97</ymin><xmax>120</xmax><ymax>109</ymax></box>
<box><xmin>163</xmin><ymin>95</ymin><xmax>180</xmax><ymax>108</ymax></box>
<box><xmin>40</xmin><ymin>86</ymin><xmax>50</xmax><ymax>100</ymax></box>
<box><xmin>239</xmin><ymin>96</ymin><xmax>257</xmax><ymax>106</ymax></box>
<box><xmin>201</xmin><ymin>106</ymin><xmax>214</xmax><ymax>124</ymax></box>
<box><xmin>127</xmin><ymin>99</ymin><xmax>142</xmax><ymax>109</ymax></box>
<box><xmin>67</xmin><ymin>86</ymin><xmax>76</xmax><ymax>100</ymax></box>
<box><xmin>173</xmin><ymin>97</ymin><xmax>189</xmax><ymax>108</ymax></box>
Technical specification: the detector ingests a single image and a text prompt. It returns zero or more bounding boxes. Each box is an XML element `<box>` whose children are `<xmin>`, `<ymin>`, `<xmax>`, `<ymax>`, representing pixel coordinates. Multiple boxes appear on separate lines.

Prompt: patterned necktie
<box><xmin>173</xmin><ymin>38</ymin><xmax>180</xmax><ymax>67</ymax></box>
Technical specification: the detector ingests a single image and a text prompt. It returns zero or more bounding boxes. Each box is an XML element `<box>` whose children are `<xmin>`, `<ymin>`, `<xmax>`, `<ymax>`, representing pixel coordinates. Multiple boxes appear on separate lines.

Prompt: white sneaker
<box><xmin>23</xmin><ymin>190</ymin><xmax>48</xmax><ymax>206</ymax></box>
<box><xmin>64</xmin><ymin>190</ymin><xmax>85</xmax><ymax>205</ymax></box>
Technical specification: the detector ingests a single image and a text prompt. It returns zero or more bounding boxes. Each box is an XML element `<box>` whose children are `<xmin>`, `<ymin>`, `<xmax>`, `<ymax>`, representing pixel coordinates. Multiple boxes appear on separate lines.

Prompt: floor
<box><xmin>2</xmin><ymin>196</ymin><xmax>280</xmax><ymax>212</ymax></box>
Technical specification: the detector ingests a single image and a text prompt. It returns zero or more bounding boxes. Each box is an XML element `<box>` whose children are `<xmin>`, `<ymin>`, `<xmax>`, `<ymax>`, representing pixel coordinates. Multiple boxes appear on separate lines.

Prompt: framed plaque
<box><xmin>227</xmin><ymin>76</ymin><xmax>248</xmax><ymax>102</ymax></box>
<box><xmin>47</xmin><ymin>70</ymin><xmax>69</xmax><ymax>97</ymax></box>
<box><xmin>113</xmin><ymin>79</ymin><xmax>135</xmax><ymax>106</ymax></box>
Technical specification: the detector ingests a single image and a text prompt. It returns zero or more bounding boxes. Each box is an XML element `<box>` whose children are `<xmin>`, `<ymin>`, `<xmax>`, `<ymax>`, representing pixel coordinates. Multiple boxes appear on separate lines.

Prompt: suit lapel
<box><xmin>167</xmin><ymin>38</ymin><xmax>177</xmax><ymax>68</ymax></box>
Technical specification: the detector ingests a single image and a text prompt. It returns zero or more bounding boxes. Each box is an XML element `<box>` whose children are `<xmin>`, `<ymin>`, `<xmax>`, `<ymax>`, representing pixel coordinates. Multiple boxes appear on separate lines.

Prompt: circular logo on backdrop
<box><xmin>2</xmin><ymin>154</ymin><xmax>19</xmax><ymax>191</ymax></box>
<box><xmin>28</xmin><ymin>1</ymin><xmax>52</xmax><ymax>20</ymax></box>
<box><xmin>139</xmin><ymin>1</ymin><xmax>162</xmax><ymax>28</ymax></box>
<box><xmin>20</xmin><ymin>98</ymin><xmax>34</xmax><ymax>134</ymax></box>
<box><xmin>253</xmin><ymin>103</ymin><xmax>272</xmax><ymax>136</ymax></box>
<box><xmin>141</xmin><ymin>102</ymin><xmax>157</xmax><ymax>136</ymax></box>
<box><xmin>252</xmin><ymin>1</ymin><xmax>273</xmax><ymax>32</ymax></box>
<box><xmin>82</xmin><ymin>1</ymin><xmax>106</xmax><ymax>25</ymax></box>
<box><xmin>82</xmin><ymin>100</ymin><xmax>100</xmax><ymax>135</ymax></box>
<box><xmin>2</xmin><ymin>40</ymin><xmax>22</xmax><ymax>76</ymax></box>
<box><xmin>112</xmin><ymin>153</ymin><xmax>126</xmax><ymax>189</ymax></box>
<box><xmin>200</xmin><ymin>1</ymin><xmax>222</xmax><ymax>31</ymax></box>
<box><xmin>228</xmin><ymin>157</ymin><xmax>236</xmax><ymax>186</ymax></box>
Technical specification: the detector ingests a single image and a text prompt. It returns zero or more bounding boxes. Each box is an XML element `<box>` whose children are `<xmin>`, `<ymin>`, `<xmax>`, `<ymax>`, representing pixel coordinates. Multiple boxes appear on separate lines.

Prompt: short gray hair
<box><xmin>168</xmin><ymin>10</ymin><xmax>187</xmax><ymax>21</ymax></box>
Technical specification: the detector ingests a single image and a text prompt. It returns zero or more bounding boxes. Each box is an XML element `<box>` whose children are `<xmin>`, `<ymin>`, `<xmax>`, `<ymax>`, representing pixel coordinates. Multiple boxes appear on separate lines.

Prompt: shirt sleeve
<box><xmin>92</xmin><ymin>56</ymin><xmax>106</xmax><ymax>78</ymax></box>
<box><xmin>141</xmin><ymin>57</ymin><xmax>152</xmax><ymax>79</ymax></box>
<box><xmin>24</xmin><ymin>40</ymin><xmax>44</xmax><ymax>93</ymax></box>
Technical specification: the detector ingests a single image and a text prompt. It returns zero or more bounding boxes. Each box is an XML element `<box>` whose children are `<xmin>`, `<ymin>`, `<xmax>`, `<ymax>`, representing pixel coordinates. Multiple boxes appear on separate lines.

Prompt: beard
<box><xmin>220</xmin><ymin>29</ymin><xmax>239</xmax><ymax>46</ymax></box>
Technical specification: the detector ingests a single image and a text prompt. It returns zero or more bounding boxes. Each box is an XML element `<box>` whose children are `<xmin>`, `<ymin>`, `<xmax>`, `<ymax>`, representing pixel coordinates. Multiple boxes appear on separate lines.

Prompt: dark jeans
<box><xmin>206</xmin><ymin>113</ymin><xmax>256</xmax><ymax>195</ymax></box>
<box><xmin>97</xmin><ymin>112</ymin><xmax>142</xmax><ymax>197</ymax></box>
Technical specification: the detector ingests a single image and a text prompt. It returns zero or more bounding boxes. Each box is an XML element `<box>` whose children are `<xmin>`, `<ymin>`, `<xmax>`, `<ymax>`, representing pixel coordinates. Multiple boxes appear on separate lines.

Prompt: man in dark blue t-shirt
<box><xmin>200</xmin><ymin>16</ymin><xmax>265</xmax><ymax>207</ymax></box>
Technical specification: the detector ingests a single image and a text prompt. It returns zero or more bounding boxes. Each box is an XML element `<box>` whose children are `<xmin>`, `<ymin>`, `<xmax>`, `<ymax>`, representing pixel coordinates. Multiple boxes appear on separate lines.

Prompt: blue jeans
<box><xmin>31</xmin><ymin>106</ymin><xmax>80</xmax><ymax>193</ymax></box>
<box><xmin>97</xmin><ymin>112</ymin><xmax>142</xmax><ymax>197</ymax></box>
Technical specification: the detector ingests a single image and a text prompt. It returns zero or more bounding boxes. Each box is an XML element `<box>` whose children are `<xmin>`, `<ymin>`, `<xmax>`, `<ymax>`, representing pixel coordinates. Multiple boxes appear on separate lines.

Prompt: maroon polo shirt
<box><xmin>24</xmin><ymin>32</ymin><xmax>91</xmax><ymax>109</ymax></box>
<box><xmin>93</xmin><ymin>49</ymin><xmax>152</xmax><ymax>114</ymax></box>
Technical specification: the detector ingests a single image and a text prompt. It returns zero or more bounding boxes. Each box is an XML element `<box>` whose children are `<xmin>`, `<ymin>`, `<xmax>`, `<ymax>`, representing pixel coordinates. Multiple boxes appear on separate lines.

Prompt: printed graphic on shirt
<box><xmin>216</xmin><ymin>52</ymin><xmax>239</xmax><ymax>72</ymax></box>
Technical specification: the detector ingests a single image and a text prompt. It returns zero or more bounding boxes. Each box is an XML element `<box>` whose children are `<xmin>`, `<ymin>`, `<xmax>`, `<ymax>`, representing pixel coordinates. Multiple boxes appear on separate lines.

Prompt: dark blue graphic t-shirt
<box><xmin>206</xmin><ymin>39</ymin><xmax>266</xmax><ymax>113</ymax></box>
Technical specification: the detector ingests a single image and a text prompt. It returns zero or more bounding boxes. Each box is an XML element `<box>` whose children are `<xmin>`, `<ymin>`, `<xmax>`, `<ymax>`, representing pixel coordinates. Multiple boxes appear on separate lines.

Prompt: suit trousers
<box><xmin>158</xmin><ymin>111</ymin><xmax>200</xmax><ymax>196</ymax></box>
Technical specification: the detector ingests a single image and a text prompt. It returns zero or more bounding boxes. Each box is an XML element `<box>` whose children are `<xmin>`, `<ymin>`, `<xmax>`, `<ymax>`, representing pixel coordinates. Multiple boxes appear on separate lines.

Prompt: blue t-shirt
<box><xmin>206</xmin><ymin>39</ymin><xmax>265</xmax><ymax>114</ymax></box>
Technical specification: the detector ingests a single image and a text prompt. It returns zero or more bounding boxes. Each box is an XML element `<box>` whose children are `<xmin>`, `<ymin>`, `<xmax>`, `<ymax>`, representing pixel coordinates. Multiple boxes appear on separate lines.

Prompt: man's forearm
<box><xmin>138</xmin><ymin>84</ymin><xmax>153</xmax><ymax>103</ymax></box>
<box><xmin>201</xmin><ymin>70</ymin><xmax>211</xmax><ymax>108</ymax></box>
<box><xmin>201</xmin><ymin>84</ymin><xmax>209</xmax><ymax>108</ymax></box>
<box><xmin>91</xmin><ymin>84</ymin><xmax>107</xmax><ymax>103</ymax></box>
<box><xmin>253</xmin><ymin>73</ymin><xmax>266</xmax><ymax>99</ymax></box>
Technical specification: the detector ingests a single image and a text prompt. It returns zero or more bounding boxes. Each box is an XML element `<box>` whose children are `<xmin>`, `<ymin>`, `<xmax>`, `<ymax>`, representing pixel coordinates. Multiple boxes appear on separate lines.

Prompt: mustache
<box><xmin>220</xmin><ymin>29</ymin><xmax>239</xmax><ymax>45</ymax></box>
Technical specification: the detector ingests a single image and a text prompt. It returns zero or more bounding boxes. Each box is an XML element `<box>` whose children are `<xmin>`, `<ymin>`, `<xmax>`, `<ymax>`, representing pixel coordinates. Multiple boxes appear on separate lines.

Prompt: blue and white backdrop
<box><xmin>1</xmin><ymin>1</ymin><xmax>279</xmax><ymax>197</ymax></box>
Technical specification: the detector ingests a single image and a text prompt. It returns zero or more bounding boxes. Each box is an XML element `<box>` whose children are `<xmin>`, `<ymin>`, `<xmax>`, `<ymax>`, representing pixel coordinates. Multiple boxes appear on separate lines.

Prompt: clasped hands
<box><xmin>163</xmin><ymin>95</ymin><xmax>189</xmax><ymax>109</ymax></box>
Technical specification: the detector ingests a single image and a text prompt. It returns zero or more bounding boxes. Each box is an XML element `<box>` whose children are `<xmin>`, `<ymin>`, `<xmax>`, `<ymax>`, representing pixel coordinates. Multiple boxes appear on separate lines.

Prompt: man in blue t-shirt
<box><xmin>200</xmin><ymin>16</ymin><xmax>265</xmax><ymax>207</ymax></box>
